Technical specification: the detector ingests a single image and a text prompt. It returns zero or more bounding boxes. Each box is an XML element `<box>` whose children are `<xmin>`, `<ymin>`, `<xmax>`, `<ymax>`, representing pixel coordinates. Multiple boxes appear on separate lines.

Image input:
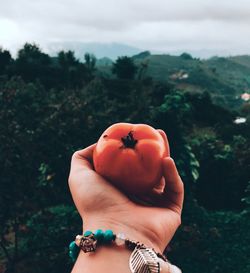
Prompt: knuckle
<box><xmin>71</xmin><ymin>151</ymin><xmax>79</xmax><ymax>160</ymax></box>
<box><xmin>180</xmin><ymin>181</ymin><xmax>184</xmax><ymax>192</ymax></box>
<box><xmin>68</xmin><ymin>173</ymin><xmax>73</xmax><ymax>186</ymax></box>
<box><xmin>177</xmin><ymin>215</ymin><xmax>182</xmax><ymax>227</ymax></box>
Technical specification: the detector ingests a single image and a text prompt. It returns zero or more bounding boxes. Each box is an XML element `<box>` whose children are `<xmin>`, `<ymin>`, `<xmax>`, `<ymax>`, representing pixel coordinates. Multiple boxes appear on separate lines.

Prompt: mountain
<box><xmin>147</xmin><ymin>54</ymin><xmax>250</xmax><ymax>108</ymax></box>
<box><xmin>228</xmin><ymin>55</ymin><xmax>250</xmax><ymax>69</ymax></box>
<box><xmin>98</xmin><ymin>52</ymin><xmax>250</xmax><ymax>109</ymax></box>
<box><xmin>41</xmin><ymin>39</ymin><xmax>250</xmax><ymax>109</ymax></box>
<box><xmin>44</xmin><ymin>42</ymin><xmax>143</xmax><ymax>61</ymax></box>
<box><xmin>96</xmin><ymin>57</ymin><xmax>113</xmax><ymax>66</ymax></box>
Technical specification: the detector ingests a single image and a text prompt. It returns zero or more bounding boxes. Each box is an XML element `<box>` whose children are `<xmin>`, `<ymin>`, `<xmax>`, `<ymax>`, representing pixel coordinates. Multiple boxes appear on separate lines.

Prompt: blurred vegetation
<box><xmin>0</xmin><ymin>43</ymin><xmax>249</xmax><ymax>272</ymax></box>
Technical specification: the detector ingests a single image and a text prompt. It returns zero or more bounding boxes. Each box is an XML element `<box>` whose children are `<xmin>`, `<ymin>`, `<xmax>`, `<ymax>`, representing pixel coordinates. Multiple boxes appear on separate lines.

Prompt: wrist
<box><xmin>71</xmin><ymin>230</ymin><xmax>180</xmax><ymax>273</ymax></box>
<box><xmin>82</xmin><ymin>215</ymin><xmax>162</xmax><ymax>254</ymax></box>
<box><xmin>71</xmin><ymin>217</ymin><xmax>181</xmax><ymax>273</ymax></box>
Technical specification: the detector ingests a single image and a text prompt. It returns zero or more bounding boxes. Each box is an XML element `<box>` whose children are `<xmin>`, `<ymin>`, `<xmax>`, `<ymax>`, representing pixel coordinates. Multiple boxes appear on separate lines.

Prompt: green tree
<box><xmin>14</xmin><ymin>43</ymin><xmax>52</xmax><ymax>86</ymax></box>
<box><xmin>84</xmin><ymin>53</ymin><xmax>96</xmax><ymax>80</ymax></box>
<box><xmin>57</xmin><ymin>50</ymin><xmax>87</xmax><ymax>87</ymax></box>
<box><xmin>0</xmin><ymin>48</ymin><xmax>12</xmax><ymax>74</ymax></box>
<box><xmin>58</xmin><ymin>50</ymin><xmax>78</xmax><ymax>67</ymax></box>
<box><xmin>112</xmin><ymin>56</ymin><xmax>137</xmax><ymax>79</ymax></box>
<box><xmin>180</xmin><ymin>52</ymin><xmax>193</xmax><ymax>60</ymax></box>
<box><xmin>137</xmin><ymin>60</ymin><xmax>149</xmax><ymax>80</ymax></box>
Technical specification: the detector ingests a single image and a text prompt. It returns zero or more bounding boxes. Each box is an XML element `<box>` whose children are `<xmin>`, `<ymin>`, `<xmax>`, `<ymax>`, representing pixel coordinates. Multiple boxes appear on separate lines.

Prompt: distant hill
<box><xmin>132</xmin><ymin>51</ymin><xmax>151</xmax><ymax>60</ymax></box>
<box><xmin>45</xmin><ymin>42</ymin><xmax>143</xmax><ymax>61</ymax></box>
<box><xmin>41</xmin><ymin>40</ymin><xmax>250</xmax><ymax>109</ymax></box>
<box><xmin>97</xmin><ymin>52</ymin><xmax>250</xmax><ymax>109</ymax></box>
<box><xmin>96</xmin><ymin>57</ymin><xmax>113</xmax><ymax>66</ymax></box>
<box><xmin>228</xmin><ymin>55</ymin><xmax>250</xmax><ymax>69</ymax></box>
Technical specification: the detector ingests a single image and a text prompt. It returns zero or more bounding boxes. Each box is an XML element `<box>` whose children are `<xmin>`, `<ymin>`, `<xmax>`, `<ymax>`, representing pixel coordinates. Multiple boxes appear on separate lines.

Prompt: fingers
<box><xmin>157</xmin><ymin>129</ymin><xmax>170</xmax><ymax>156</ymax></box>
<box><xmin>68</xmin><ymin>144</ymin><xmax>97</xmax><ymax>195</ymax></box>
<box><xmin>163</xmin><ymin>158</ymin><xmax>183</xmax><ymax>193</ymax></box>
<box><xmin>131</xmin><ymin>157</ymin><xmax>184</xmax><ymax>212</ymax></box>
<box><xmin>70</xmin><ymin>143</ymin><xmax>96</xmax><ymax>174</ymax></box>
<box><xmin>162</xmin><ymin>157</ymin><xmax>184</xmax><ymax>212</ymax></box>
<box><xmin>152</xmin><ymin>177</ymin><xmax>165</xmax><ymax>194</ymax></box>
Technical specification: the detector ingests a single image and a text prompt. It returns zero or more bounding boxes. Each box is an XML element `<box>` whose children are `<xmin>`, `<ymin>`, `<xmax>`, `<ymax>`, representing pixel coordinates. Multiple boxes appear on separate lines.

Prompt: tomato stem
<box><xmin>121</xmin><ymin>131</ymin><xmax>138</xmax><ymax>148</ymax></box>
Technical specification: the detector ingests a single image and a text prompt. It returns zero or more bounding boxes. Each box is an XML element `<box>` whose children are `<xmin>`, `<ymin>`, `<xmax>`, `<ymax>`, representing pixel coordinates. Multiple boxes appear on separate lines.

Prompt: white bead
<box><xmin>75</xmin><ymin>235</ymin><xmax>82</xmax><ymax>246</ymax></box>
<box><xmin>116</xmin><ymin>233</ymin><xmax>126</xmax><ymax>246</ymax></box>
<box><xmin>169</xmin><ymin>264</ymin><xmax>182</xmax><ymax>273</ymax></box>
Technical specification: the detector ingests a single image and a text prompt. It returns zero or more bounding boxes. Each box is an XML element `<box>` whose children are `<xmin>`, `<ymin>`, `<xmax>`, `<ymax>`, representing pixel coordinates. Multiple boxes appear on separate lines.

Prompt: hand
<box><xmin>68</xmin><ymin>130</ymin><xmax>184</xmax><ymax>253</ymax></box>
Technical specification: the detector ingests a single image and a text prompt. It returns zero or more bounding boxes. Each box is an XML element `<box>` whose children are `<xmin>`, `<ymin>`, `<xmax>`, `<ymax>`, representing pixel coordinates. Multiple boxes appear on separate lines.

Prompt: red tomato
<box><xmin>93</xmin><ymin>123</ymin><xmax>169</xmax><ymax>194</ymax></box>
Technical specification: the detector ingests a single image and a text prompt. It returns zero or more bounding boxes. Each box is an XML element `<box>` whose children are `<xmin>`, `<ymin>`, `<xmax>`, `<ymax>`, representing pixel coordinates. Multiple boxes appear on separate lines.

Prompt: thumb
<box><xmin>162</xmin><ymin>157</ymin><xmax>184</xmax><ymax>213</ymax></box>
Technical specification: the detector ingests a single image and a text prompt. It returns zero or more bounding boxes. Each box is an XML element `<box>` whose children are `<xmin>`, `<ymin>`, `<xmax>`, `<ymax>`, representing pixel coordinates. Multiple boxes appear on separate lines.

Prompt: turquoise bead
<box><xmin>103</xmin><ymin>229</ymin><xmax>114</xmax><ymax>243</ymax></box>
<box><xmin>94</xmin><ymin>229</ymin><xmax>104</xmax><ymax>241</ymax></box>
<box><xmin>84</xmin><ymin>230</ymin><xmax>92</xmax><ymax>236</ymax></box>
<box><xmin>69</xmin><ymin>241</ymin><xmax>78</xmax><ymax>253</ymax></box>
<box><xmin>69</xmin><ymin>241</ymin><xmax>79</xmax><ymax>262</ymax></box>
<box><xmin>69</xmin><ymin>250</ymin><xmax>76</xmax><ymax>262</ymax></box>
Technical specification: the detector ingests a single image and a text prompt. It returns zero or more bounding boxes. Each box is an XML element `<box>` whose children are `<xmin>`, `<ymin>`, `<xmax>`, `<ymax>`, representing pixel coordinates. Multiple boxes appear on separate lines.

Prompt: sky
<box><xmin>1</xmin><ymin>0</ymin><xmax>250</xmax><ymax>57</ymax></box>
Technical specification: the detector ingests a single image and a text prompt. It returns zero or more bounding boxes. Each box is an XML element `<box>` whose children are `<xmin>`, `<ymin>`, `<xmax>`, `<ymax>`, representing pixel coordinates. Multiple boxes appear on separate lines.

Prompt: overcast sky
<box><xmin>1</xmin><ymin>0</ymin><xmax>250</xmax><ymax>57</ymax></box>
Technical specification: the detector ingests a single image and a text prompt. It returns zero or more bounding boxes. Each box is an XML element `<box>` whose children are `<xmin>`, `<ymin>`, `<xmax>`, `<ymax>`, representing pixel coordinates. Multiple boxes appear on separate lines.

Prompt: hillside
<box><xmin>97</xmin><ymin>53</ymin><xmax>250</xmax><ymax>109</ymax></box>
<box><xmin>45</xmin><ymin>42</ymin><xmax>143</xmax><ymax>61</ymax></box>
<box><xmin>229</xmin><ymin>55</ymin><xmax>250</xmax><ymax>68</ymax></box>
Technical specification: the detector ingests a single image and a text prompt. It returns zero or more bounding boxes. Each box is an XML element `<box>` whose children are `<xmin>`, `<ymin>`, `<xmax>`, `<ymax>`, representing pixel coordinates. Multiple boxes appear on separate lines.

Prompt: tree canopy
<box><xmin>112</xmin><ymin>56</ymin><xmax>137</xmax><ymax>79</ymax></box>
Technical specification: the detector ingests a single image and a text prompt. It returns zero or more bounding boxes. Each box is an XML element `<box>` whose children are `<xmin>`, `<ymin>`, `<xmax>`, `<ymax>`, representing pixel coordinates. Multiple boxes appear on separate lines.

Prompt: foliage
<box><xmin>241</xmin><ymin>181</ymin><xmax>250</xmax><ymax>214</ymax></box>
<box><xmin>112</xmin><ymin>56</ymin><xmax>137</xmax><ymax>79</ymax></box>
<box><xmin>0</xmin><ymin>48</ymin><xmax>12</xmax><ymax>74</ymax></box>
<box><xmin>180</xmin><ymin>52</ymin><xmax>193</xmax><ymax>60</ymax></box>
<box><xmin>150</xmin><ymin>91</ymin><xmax>199</xmax><ymax>190</ymax></box>
<box><xmin>14</xmin><ymin>205</ymin><xmax>80</xmax><ymax>273</ymax></box>
<box><xmin>103</xmin><ymin>52</ymin><xmax>250</xmax><ymax>110</ymax></box>
<box><xmin>84</xmin><ymin>53</ymin><xmax>96</xmax><ymax>80</ymax></box>
<box><xmin>0</xmin><ymin>44</ymin><xmax>249</xmax><ymax>273</ymax></box>
<box><xmin>190</xmin><ymin>134</ymin><xmax>249</xmax><ymax>209</ymax></box>
<box><xmin>170</xmin><ymin>203</ymin><xmax>250</xmax><ymax>273</ymax></box>
<box><xmin>14</xmin><ymin>43</ymin><xmax>52</xmax><ymax>86</ymax></box>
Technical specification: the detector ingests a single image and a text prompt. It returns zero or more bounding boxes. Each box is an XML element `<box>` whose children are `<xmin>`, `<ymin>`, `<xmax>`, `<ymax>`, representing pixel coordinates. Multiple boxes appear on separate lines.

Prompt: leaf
<box><xmin>129</xmin><ymin>246</ymin><xmax>160</xmax><ymax>273</ymax></box>
<box><xmin>191</xmin><ymin>169</ymin><xmax>199</xmax><ymax>181</ymax></box>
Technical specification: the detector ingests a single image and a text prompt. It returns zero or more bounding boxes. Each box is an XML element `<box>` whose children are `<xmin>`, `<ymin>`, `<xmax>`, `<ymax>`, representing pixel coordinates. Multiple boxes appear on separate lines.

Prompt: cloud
<box><xmin>2</xmin><ymin>0</ymin><xmax>250</xmax><ymax>25</ymax></box>
<box><xmin>1</xmin><ymin>0</ymin><xmax>250</xmax><ymax>56</ymax></box>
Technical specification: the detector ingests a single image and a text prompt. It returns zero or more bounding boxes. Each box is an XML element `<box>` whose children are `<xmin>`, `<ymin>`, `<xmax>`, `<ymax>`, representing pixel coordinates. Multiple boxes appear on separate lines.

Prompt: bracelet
<box><xmin>69</xmin><ymin>229</ymin><xmax>181</xmax><ymax>273</ymax></box>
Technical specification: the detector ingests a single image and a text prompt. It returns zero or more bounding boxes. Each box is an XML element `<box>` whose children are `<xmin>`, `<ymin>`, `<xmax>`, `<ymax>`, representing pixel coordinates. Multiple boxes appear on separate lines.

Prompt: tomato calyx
<box><xmin>121</xmin><ymin>131</ymin><xmax>138</xmax><ymax>149</ymax></box>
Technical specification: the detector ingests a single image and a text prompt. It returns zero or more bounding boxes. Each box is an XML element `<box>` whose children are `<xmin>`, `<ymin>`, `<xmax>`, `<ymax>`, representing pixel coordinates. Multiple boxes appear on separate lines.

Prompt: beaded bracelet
<box><xmin>69</xmin><ymin>229</ymin><xmax>116</xmax><ymax>260</ymax></box>
<box><xmin>69</xmin><ymin>229</ymin><xmax>166</xmax><ymax>261</ymax></box>
<box><xmin>69</xmin><ymin>229</ymin><xmax>182</xmax><ymax>273</ymax></box>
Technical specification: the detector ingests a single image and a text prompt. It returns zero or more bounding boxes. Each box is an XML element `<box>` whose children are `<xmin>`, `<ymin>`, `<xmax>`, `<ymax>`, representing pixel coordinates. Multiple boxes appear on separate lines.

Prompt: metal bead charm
<box><xmin>79</xmin><ymin>233</ymin><xmax>97</xmax><ymax>253</ymax></box>
<box><xmin>75</xmin><ymin>235</ymin><xmax>83</xmax><ymax>247</ymax></box>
